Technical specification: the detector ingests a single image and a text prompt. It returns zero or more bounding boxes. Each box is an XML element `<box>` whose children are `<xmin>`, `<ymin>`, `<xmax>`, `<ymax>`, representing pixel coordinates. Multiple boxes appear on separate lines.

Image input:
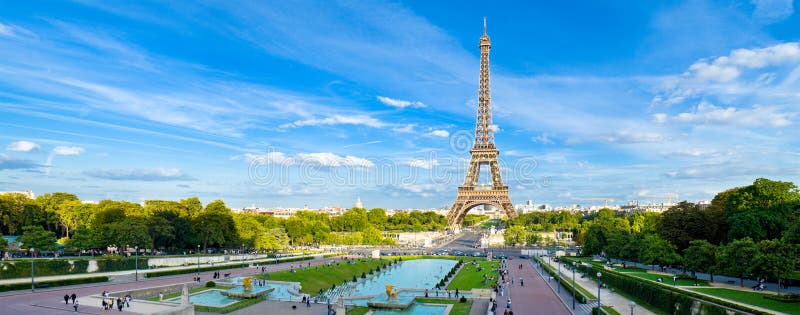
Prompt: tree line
<box><xmin>505</xmin><ymin>178</ymin><xmax>799</xmax><ymax>291</ymax></box>
<box><xmin>0</xmin><ymin>193</ymin><xmax>450</xmax><ymax>254</ymax></box>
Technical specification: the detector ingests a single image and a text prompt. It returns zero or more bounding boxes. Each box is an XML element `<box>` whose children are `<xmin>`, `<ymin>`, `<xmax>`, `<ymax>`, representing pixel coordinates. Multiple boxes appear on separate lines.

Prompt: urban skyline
<box><xmin>2</xmin><ymin>1</ymin><xmax>799</xmax><ymax>208</ymax></box>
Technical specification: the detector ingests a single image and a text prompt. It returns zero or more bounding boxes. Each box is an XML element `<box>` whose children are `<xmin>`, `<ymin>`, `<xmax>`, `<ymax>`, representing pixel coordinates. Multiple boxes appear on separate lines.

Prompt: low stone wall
<box><xmin>153</xmin><ymin>303</ymin><xmax>194</xmax><ymax>315</ymax></box>
<box><xmin>110</xmin><ymin>282</ymin><xmax>200</xmax><ymax>300</ymax></box>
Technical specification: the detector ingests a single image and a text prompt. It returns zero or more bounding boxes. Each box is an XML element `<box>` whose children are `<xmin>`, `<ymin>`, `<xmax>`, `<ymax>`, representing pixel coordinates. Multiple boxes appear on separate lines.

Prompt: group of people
<box><xmin>62</xmin><ymin>293</ymin><xmax>78</xmax><ymax>312</ymax></box>
<box><xmin>99</xmin><ymin>291</ymin><xmax>132</xmax><ymax>312</ymax></box>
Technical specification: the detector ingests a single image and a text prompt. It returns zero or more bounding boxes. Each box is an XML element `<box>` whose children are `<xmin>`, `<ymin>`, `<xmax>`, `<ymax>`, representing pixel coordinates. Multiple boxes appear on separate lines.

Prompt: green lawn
<box><xmin>264</xmin><ymin>258</ymin><xmax>387</xmax><ymax>294</ymax></box>
<box><xmin>626</xmin><ymin>272</ymin><xmax>709</xmax><ymax>286</ymax></box>
<box><xmin>346</xmin><ymin>306</ymin><xmax>370</xmax><ymax>315</ymax></box>
<box><xmin>446</xmin><ymin>259</ymin><xmax>498</xmax><ymax>290</ymax></box>
<box><xmin>690</xmin><ymin>288</ymin><xmax>800</xmax><ymax>315</ymax></box>
<box><xmin>415</xmin><ymin>298</ymin><xmax>472</xmax><ymax>315</ymax></box>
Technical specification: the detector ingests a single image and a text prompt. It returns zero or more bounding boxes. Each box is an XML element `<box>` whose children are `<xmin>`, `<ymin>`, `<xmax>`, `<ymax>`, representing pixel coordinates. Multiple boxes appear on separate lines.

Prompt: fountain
<box><xmin>366</xmin><ymin>284</ymin><xmax>413</xmax><ymax>309</ymax></box>
<box><xmin>222</xmin><ymin>276</ymin><xmax>274</xmax><ymax>299</ymax></box>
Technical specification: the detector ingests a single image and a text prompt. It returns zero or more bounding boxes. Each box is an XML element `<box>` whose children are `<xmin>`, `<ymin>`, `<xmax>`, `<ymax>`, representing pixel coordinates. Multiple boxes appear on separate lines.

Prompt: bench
<box><xmin>35</xmin><ymin>283</ymin><xmax>50</xmax><ymax>288</ymax></box>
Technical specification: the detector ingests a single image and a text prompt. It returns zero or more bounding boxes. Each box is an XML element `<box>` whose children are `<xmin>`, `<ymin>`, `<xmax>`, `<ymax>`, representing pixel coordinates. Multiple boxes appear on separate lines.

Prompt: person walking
<box><xmin>71</xmin><ymin>293</ymin><xmax>77</xmax><ymax>304</ymax></box>
<box><xmin>506</xmin><ymin>298</ymin><xmax>511</xmax><ymax>309</ymax></box>
<box><xmin>64</xmin><ymin>294</ymin><xmax>71</xmax><ymax>304</ymax></box>
<box><xmin>117</xmin><ymin>297</ymin><xmax>123</xmax><ymax>311</ymax></box>
<box><xmin>73</xmin><ymin>300</ymin><xmax>79</xmax><ymax>312</ymax></box>
<box><xmin>306</xmin><ymin>297</ymin><xmax>311</xmax><ymax>308</ymax></box>
<box><xmin>159</xmin><ymin>292</ymin><xmax>164</xmax><ymax>302</ymax></box>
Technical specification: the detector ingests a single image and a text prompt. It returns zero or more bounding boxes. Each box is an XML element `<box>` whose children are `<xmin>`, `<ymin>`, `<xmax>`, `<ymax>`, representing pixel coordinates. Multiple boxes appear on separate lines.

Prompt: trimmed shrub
<box><xmin>0</xmin><ymin>276</ymin><xmax>108</xmax><ymax>292</ymax></box>
<box><xmin>459</xmin><ymin>296</ymin><xmax>467</xmax><ymax>303</ymax></box>
<box><xmin>205</xmin><ymin>281</ymin><xmax>216</xmax><ymax>288</ymax></box>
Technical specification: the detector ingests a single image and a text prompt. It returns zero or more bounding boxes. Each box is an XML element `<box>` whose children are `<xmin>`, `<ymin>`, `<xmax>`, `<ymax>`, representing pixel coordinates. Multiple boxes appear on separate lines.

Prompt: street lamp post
<box><xmin>30</xmin><ymin>248</ymin><xmax>35</xmax><ymax>292</ymax></box>
<box><xmin>629</xmin><ymin>301</ymin><xmax>636</xmax><ymax>315</ymax></box>
<box><xmin>597</xmin><ymin>272</ymin><xmax>602</xmax><ymax>315</ymax></box>
<box><xmin>135</xmin><ymin>246</ymin><xmax>139</xmax><ymax>281</ymax></box>
<box><xmin>196</xmin><ymin>245</ymin><xmax>200</xmax><ymax>275</ymax></box>
<box><xmin>558</xmin><ymin>259</ymin><xmax>562</xmax><ymax>293</ymax></box>
<box><xmin>572</xmin><ymin>264</ymin><xmax>576</xmax><ymax>310</ymax></box>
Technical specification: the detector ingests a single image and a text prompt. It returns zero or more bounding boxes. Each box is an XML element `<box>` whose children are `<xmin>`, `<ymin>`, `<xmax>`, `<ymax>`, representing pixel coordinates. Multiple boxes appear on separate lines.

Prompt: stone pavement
<box><xmin>200</xmin><ymin>300</ymin><xmax>334</xmax><ymax>315</ymax></box>
<box><xmin>0</xmin><ymin>256</ymin><xmax>338</xmax><ymax>315</ymax></box>
<box><xmin>494</xmin><ymin>258</ymin><xmax>570</xmax><ymax>315</ymax></box>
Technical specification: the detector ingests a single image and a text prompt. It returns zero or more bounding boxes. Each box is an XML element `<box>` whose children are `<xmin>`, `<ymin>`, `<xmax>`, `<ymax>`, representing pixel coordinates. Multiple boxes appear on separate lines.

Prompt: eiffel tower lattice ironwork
<box><xmin>446</xmin><ymin>19</ymin><xmax>516</xmax><ymax>227</ymax></box>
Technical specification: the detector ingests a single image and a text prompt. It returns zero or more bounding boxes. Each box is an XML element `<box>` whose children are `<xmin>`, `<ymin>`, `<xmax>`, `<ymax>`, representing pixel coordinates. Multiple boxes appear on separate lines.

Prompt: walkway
<box><xmin>0</xmin><ymin>256</ymin><xmax>339</xmax><ymax>315</ymax></box>
<box><xmin>494</xmin><ymin>258</ymin><xmax>570</xmax><ymax>315</ymax></box>
<box><xmin>542</xmin><ymin>257</ymin><xmax>655</xmax><ymax>315</ymax></box>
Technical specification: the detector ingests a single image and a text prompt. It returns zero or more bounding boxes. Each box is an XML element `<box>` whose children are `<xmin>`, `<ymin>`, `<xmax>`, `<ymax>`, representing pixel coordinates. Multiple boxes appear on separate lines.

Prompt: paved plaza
<box><xmin>494</xmin><ymin>258</ymin><xmax>571</xmax><ymax>315</ymax></box>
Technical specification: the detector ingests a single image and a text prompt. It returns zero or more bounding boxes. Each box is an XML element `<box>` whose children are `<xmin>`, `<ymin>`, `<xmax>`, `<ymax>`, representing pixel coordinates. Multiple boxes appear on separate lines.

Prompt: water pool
<box><xmin>351</xmin><ymin>259</ymin><xmax>456</xmax><ymax>296</ymax></box>
<box><xmin>165</xmin><ymin>289</ymin><xmax>238</xmax><ymax>307</ymax></box>
<box><xmin>372</xmin><ymin>304</ymin><xmax>448</xmax><ymax>315</ymax></box>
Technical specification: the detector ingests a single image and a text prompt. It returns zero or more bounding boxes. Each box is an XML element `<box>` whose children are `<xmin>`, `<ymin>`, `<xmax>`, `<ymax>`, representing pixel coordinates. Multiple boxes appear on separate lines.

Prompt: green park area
<box><xmin>690</xmin><ymin>288</ymin><xmax>800</xmax><ymax>315</ymax></box>
<box><xmin>446</xmin><ymin>259</ymin><xmax>498</xmax><ymax>290</ymax></box>
<box><xmin>264</xmin><ymin>258</ymin><xmax>388</xmax><ymax>294</ymax></box>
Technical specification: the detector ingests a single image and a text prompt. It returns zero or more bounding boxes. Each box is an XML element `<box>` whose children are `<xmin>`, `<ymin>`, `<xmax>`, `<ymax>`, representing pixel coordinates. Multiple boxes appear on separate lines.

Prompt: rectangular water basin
<box><xmin>372</xmin><ymin>304</ymin><xmax>448</xmax><ymax>315</ymax></box>
<box><xmin>165</xmin><ymin>289</ymin><xmax>239</xmax><ymax>307</ymax></box>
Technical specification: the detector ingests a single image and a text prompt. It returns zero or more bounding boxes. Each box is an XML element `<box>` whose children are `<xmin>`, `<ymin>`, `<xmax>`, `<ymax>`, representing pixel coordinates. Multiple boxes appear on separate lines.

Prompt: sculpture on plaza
<box><xmin>385</xmin><ymin>284</ymin><xmax>398</xmax><ymax>301</ymax></box>
<box><xmin>242</xmin><ymin>277</ymin><xmax>252</xmax><ymax>291</ymax></box>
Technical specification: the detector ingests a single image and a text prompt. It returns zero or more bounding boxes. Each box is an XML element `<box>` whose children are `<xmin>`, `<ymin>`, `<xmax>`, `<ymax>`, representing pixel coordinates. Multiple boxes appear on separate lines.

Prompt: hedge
<box><xmin>534</xmin><ymin>257</ymin><xmax>591</xmax><ymax>303</ymax></box>
<box><xmin>0</xmin><ymin>276</ymin><xmax>109</xmax><ymax>292</ymax></box>
<box><xmin>0</xmin><ymin>258</ymin><xmax>148</xmax><ymax>280</ymax></box>
<box><xmin>146</xmin><ymin>255</ymin><xmax>317</xmax><ymax>278</ymax></box>
<box><xmin>562</xmin><ymin>257</ymin><xmax>769</xmax><ymax>315</ymax></box>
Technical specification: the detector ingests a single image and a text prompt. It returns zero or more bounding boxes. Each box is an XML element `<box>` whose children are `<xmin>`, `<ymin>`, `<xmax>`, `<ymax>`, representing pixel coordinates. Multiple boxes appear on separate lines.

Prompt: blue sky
<box><xmin>1</xmin><ymin>0</ymin><xmax>799</xmax><ymax>209</ymax></box>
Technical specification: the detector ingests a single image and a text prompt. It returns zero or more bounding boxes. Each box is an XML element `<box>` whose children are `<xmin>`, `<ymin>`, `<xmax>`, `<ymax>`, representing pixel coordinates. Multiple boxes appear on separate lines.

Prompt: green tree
<box><xmin>180</xmin><ymin>197</ymin><xmax>203</xmax><ymax>217</ymax></box>
<box><xmin>367</xmin><ymin>208</ymin><xmax>388</xmax><ymax>229</ymax></box>
<box><xmin>66</xmin><ymin>226</ymin><xmax>99</xmax><ymax>252</ymax></box>
<box><xmin>17</xmin><ymin>225</ymin><xmax>57</xmax><ymax>251</ymax></box>
<box><xmin>148</xmin><ymin>211</ymin><xmax>176</xmax><ymax>250</ymax></box>
<box><xmin>716</xmin><ymin>237</ymin><xmax>757</xmax><ymax>287</ymax></box>
<box><xmin>725</xmin><ymin>178</ymin><xmax>800</xmax><ymax>242</ymax></box>
<box><xmin>106</xmin><ymin>218</ymin><xmax>152</xmax><ymax>248</ymax></box>
<box><xmin>657</xmin><ymin>202</ymin><xmax>711</xmax><ymax>252</ymax></box>
<box><xmin>639</xmin><ymin>234</ymin><xmax>680</xmax><ymax>269</ymax></box>
<box><xmin>362</xmin><ymin>226</ymin><xmax>384</xmax><ymax>245</ymax></box>
<box><xmin>0</xmin><ymin>192</ymin><xmax>30</xmax><ymax>235</ymax></box>
<box><xmin>0</xmin><ymin>236</ymin><xmax>7</xmax><ymax>251</ymax></box>
<box><xmin>683</xmin><ymin>240</ymin><xmax>717</xmax><ymax>283</ymax></box>
<box><xmin>35</xmin><ymin>192</ymin><xmax>79</xmax><ymax>235</ymax></box>
<box><xmin>504</xmin><ymin>226</ymin><xmax>527</xmax><ymax>246</ymax></box>
<box><xmin>750</xmin><ymin>239</ymin><xmax>798</xmax><ymax>294</ymax></box>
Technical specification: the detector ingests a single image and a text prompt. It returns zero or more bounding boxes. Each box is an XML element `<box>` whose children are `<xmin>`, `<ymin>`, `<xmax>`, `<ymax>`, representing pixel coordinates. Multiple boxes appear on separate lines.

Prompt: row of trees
<box><xmin>574</xmin><ymin>178</ymin><xmax>799</xmax><ymax>291</ymax></box>
<box><xmin>0</xmin><ymin>192</ymin><xmax>450</xmax><ymax>253</ymax></box>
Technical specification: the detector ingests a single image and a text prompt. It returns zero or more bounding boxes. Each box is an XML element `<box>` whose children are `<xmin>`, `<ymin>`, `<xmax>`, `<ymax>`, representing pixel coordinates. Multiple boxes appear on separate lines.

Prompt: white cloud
<box><xmin>84</xmin><ymin>168</ymin><xmax>194</xmax><ymax>181</ymax></box>
<box><xmin>752</xmin><ymin>0</ymin><xmax>794</xmax><ymax>23</ymax></box>
<box><xmin>244</xmin><ymin>152</ymin><xmax>294</xmax><ymax>165</ymax></box>
<box><xmin>377</xmin><ymin>96</ymin><xmax>425</xmax><ymax>109</ymax></box>
<box><xmin>427</xmin><ymin>130</ymin><xmax>449</xmax><ymax>137</ymax></box>
<box><xmin>686</xmin><ymin>42</ymin><xmax>800</xmax><ymax>83</ymax></box>
<box><xmin>404</xmin><ymin>159</ymin><xmax>439</xmax><ymax>169</ymax></box>
<box><xmin>656</xmin><ymin>102</ymin><xmax>793</xmax><ymax>127</ymax></box>
<box><xmin>7</xmin><ymin>141</ymin><xmax>40</xmax><ymax>152</ymax></box>
<box><xmin>280</xmin><ymin>114</ymin><xmax>386</xmax><ymax>129</ymax></box>
<box><xmin>392</xmin><ymin>124</ymin><xmax>414</xmax><ymax>133</ymax></box>
<box><xmin>531</xmin><ymin>133</ymin><xmax>554</xmax><ymax>144</ymax></box>
<box><xmin>52</xmin><ymin>146</ymin><xmax>85</xmax><ymax>155</ymax></box>
<box><xmin>0</xmin><ymin>154</ymin><xmax>40</xmax><ymax>170</ymax></box>
<box><xmin>295</xmin><ymin>152</ymin><xmax>374</xmax><ymax>168</ymax></box>
<box><xmin>490</xmin><ymin>124</ymin><xmax>500</xmax><ymax>132</ymax></box>
<box><xmin>605</xmin><ymin>130</ymin><xmax>666</xmax><ymax>143</ymax></box>
<box><xmin>663</xmin><ymin>149</ymin><xmax>722</xmax><ymax>157</ymax></box>
<box><xmin>0</xmin><ymin>22</ymin><xmax>16</xmax><ymax>37</ymax></box>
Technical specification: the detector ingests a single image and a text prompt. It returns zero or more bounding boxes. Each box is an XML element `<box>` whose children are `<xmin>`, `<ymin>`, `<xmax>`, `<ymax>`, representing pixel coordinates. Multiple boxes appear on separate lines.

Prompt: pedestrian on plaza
<box><xmin>73</xmin><ymin>300</ymin><xmax>79</xmax><ymax>312</ymax></box>
<box><xmin>125</xmin><ymin>294</ymin><xmax>131</xmax><ymax>307</ymax></box>
<box><xmin>117</xmin><ymin>298</ymin><xmax>123</xmax><ymax>311</ymax></box>
<box><xmin>64</xmin><ymin>293</ymin><xmax>71</xmax><ymax>304</ymax></box>
<box><xmin>102</xmin><ymin>299</ymin><xmax>108</xmax><ymax>310</ymax></box>
<box><xmin>520</xmin><ymin>278</ymin><xmax>524</xmax><ymax>286</ymax></box>
<box><xmin>306</xmin><ymin>297</ymin><xmax>311</xmax><ymax>308</ymax></box>
<box><xmin>506</xmin><ymin>298</ymin><xmax>511</xmax><ymax>308</ymax></box>
<box><xmin>503</xmin><ymin>309</ymin><xmax>509</xmax><ymax>315</ymax></box>
<box><xmin>71</xmin><ymin>293</ymin><xmax>77</xmax><ymax>304</ymax></box>
<box><xmin>424</xmin><ymin>289</ymin><xmax>428</xmax><ymax>297</ymax></box>
<box><xmin>455</xmin><ymin>288</ymin><xmax>459</xmax><ymax>297</ymax></box>
<box><xmin>508</xmin><ymin>309</ymin><xmax>514</xmax><ymax>315</ymax></box>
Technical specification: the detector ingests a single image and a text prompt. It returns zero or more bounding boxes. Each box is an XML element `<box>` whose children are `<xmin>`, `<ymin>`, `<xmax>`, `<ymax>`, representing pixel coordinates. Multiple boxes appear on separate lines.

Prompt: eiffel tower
<box><xmin>446</xmin><ymin>19</ymin><xmax>516</xmax><ymax>227</ymax></box>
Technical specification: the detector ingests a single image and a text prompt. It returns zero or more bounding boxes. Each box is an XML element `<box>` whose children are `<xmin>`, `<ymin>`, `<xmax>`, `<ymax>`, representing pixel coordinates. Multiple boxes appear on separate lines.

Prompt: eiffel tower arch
<box><xmin>447</xmin><ymin>19</ymin><xmax>516</xmax><ymax>228</ymax></box>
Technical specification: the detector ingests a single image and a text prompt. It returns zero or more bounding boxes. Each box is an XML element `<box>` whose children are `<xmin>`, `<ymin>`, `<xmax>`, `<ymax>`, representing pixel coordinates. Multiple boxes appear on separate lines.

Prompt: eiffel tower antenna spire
<box><xmin>483</xmin><ymin>17</ymin><xmax>487</xmax><ymax>35</ymax></box>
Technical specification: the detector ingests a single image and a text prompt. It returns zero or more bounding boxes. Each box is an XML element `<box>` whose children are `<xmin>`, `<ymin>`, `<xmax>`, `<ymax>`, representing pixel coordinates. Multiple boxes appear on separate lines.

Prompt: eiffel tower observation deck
<box><xmin>446</xmin><ymin>19</ymin><xmax>517</xmax><ymax>227</ymax></box>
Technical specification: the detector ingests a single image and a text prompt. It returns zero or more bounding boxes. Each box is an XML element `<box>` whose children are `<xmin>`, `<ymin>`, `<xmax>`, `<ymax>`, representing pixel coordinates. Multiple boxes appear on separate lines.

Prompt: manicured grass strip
<box><xmin>415</xmin><ymin>298</ymin><xmax>472</xmax><ymax>315</ymax></box>
<box><xmin>194</xmin><ymin>296</ymin><xmax>264</xmax><ymax>314</ymax></box>
<box><xmin>265</xmin><ymin>258</ymin><xmax>388</xmax><ymax>294</ymax></box>
<box><xmin>591</xmin><ymin>305</ymin><xmax>622</xmax><ymax>315</ymax></box>
<box><xmin>690</xmin><ymin>288</ymin><xmax>800</xmax><ymax>315</ymax></box>
<box><xmin>446</xmin><ymin>260</ymin><xmax>498</xmax><ymax>290</ymax></box>
<box><xmin>626</xmin><ymin>272</ymin><xmax>710</xmax><ymax>286</ymax></box>
<box><xmin>346</xmin><ymin>306</ymin><xmax>370</xmax><ymax>315</ymax></box>
<box><xmin>535</xmin><ymin>256</ymin><xmax>594</xmax><ymax>301</ymax></box>
<box><xmin>0</xmin><ymin>276</ymin><xmax>108</xmax><ymax>292</ymax></box>
<box><xmin>610</xmin><ymin>287</ymin><xmax>669</xmax><ymax>315</ymax></box>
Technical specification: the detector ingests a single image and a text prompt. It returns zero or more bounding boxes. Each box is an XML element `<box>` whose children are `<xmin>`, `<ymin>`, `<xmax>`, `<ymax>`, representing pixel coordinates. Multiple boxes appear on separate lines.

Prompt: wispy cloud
<box><xmin>7</xmin><ymin>141</ymin><xmax>40</xmax><ymax>152</ymax></box>
<box><xmin>244</xmin><ymin>151</ymin><xmax>374</xmax><ymax>168</ymax></box>
<box><xmin>426</xmin><ymin>130</ymin><xmax>449</xmax><ymax>137</ymax></box>
<box><xmin>752</xmin><ymin>0</ymin><xmax>794</xmax><ymax>23</ymax></box>
<box><xmin>84</xmin><ymin>168</ymin><xmax>195</xmax><ymax>181</ymax></box>
<box><xmin>377</xmin><ymin>96</ymin><xmax>425</xmax><ymax>109</ymax></box>
<box><xmin>0</xmin><ymin>154</ymin><xmax>40</xmax><ymax>170</ymax></box>
<box><xmin>280</xmin><ymin>114</ymin><xmax>387</xmax><ymax>129</ymax></box>
<box><xmin>655</xmin><ymin>102</ymin><xmax>794</xmax><ymax>127</ymax></box>
<box><xmin>52</xmin><ymin>146</ymin><xmax>85</xmax><ymax>155</ymax></box>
